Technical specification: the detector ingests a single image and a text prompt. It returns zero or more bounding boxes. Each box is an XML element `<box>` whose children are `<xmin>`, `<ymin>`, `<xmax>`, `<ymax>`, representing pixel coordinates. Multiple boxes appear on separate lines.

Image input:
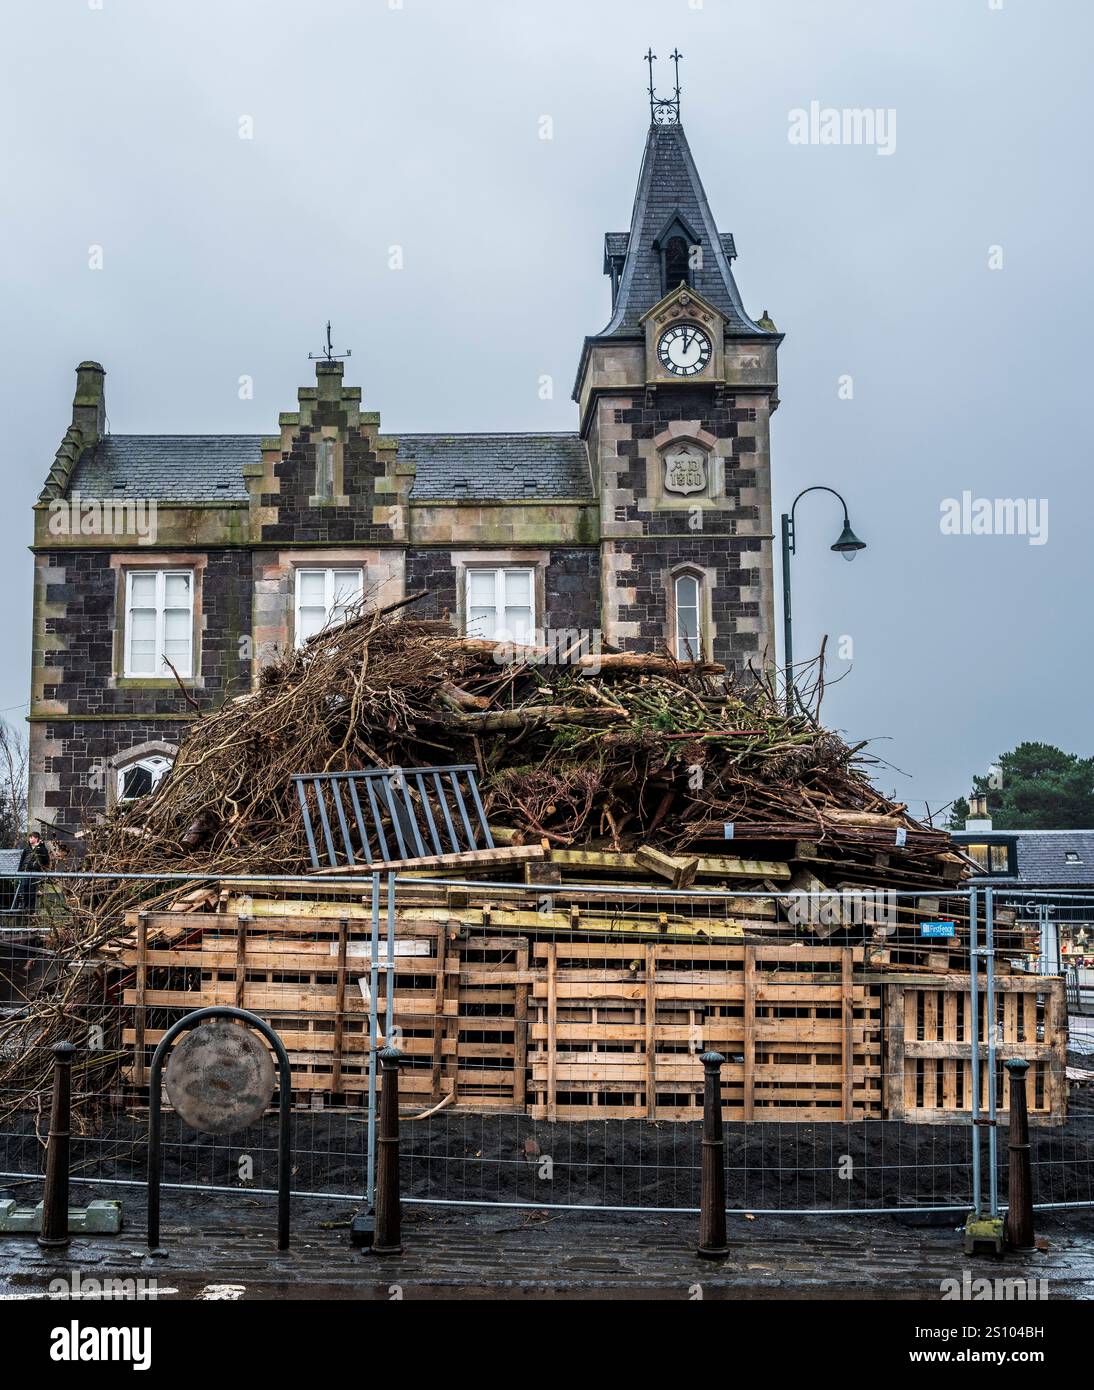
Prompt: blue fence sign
<box><xmin>920</xmin><ymin>921</ymin><xmax>956</xmax><ymax>939</ymax></box>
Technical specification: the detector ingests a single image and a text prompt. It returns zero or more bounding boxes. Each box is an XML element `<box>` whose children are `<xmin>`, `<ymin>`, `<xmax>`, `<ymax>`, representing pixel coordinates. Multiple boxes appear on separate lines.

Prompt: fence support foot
<box><xmin>963</xmin><ymin>1213</ymin><xmax>1004</xmax><ymax>1256</ymax></box>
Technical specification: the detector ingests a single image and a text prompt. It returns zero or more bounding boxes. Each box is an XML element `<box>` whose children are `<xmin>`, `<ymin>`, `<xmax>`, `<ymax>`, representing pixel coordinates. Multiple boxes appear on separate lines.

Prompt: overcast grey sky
<box><xmin>1</xmin><ymin>0</ymin><xmax>1090</xmax><ymax>821</ymax></box>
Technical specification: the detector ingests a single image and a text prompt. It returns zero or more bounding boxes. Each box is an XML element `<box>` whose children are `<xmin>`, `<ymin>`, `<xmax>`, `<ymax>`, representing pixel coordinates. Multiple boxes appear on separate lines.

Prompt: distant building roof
<box><xmin>63</xmin><ymin>432</ymin><xmax>592</xmax><ymax>504</ymax></box>
<box><xmin>952</xmin><ymin>829</ymin><xmax>1094</xmax><ymax>887</ymax></box>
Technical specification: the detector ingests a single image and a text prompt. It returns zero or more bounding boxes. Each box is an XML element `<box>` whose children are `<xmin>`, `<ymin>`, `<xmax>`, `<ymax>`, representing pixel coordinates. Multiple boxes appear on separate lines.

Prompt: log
<box><xmin>426</xmin><ymin>706</ymin><xmax>626</xmax><ymax>732</ymax></box>
<box><xmin>436</xmin><ymin>639</ymin><xmax>724</xmax><ymax>676</ymax></box>
<box><xmin>437</xmin><ymin>681</ymin><xmax>491</xmax><ymax>712</ymax></box>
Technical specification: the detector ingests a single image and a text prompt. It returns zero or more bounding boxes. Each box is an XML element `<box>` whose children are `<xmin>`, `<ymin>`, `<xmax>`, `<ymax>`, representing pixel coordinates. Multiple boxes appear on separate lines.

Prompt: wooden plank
<box><xmin>546</xmin><ymin>849</ymin><xmax>792</xmax><ymax>881</ymax></box>
<box><xmin>512</xmin><ymin>937</ymin><xmax>529</xmax><ymax>1108</ymax></box>
<box><xmin>311</xmin><ymin>844</ymin><xmax>547</xmax><ymax>876</ymax></box>
<box><xmin>133</xmin><ymin>913</ymin><xmax>148</xmax><ymax>1090</ymax></box>
<box><xmin>546</xmin><ymin>943</ymin><xmax>558</xmax><ymax>1123</ymax></box>
<box><xmin>233</xmin><ymin>915</ymin><xmax>248</xmax><ymax>1009</ymax></box>
<box><xmin>743</xmin><ymin>944</ymin><xmax>755</xmax><ymax>1123</ymax></box>
<box><xmin>840</xmin><ymin>946</ymin><xmax>853</xmax><ymax>1122</ymax></box>
<box><xmin>635</xmin><ymin>845</ymin><xmax>699</xmax><ymax>889</ymax></box>
<box><xmin>644</xmin><ymin>945</ymin><xmax>657</xmax><ymax>1119</ymax></box>
<box><xmin>885</xmin><ymin>986</ymin><xmax>906</xmax><ymax>1120</ymax></box>
<box><xmin>330</xmin><ymin>916</ymin><xmax>349</xmax><ymax>1096</ymax></box>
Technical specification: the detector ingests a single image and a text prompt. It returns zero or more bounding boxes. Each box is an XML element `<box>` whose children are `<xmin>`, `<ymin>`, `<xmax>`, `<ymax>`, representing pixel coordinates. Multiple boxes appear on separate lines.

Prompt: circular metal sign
<box><xmin>164</xmin><ymin>1020</ymin><xmax>276</xmax><ymax>1134</ymax></box>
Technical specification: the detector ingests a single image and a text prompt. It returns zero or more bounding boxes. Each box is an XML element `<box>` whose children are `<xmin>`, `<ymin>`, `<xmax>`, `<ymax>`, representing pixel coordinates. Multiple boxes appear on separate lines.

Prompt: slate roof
<box><xmin>599</xmin><ymin>123</ymin><xmax>770</xmax><ymax>338</ymax></box>
<box><xmin>398</xmin><ymin>433</ymin><xmax>592</xmax><ymax>499</ymax></box>
<box><xmin>62</xmin><ymin>432</ymin><xmax>592</xmax><ymax>503</ymax></box>
<box><xmin>952</xmin><ymin>830</ymin><xmax>1094</xmax><ymax>887</ymax></box>
<box><xmin>69</xmin><ymin>436</ymin><xmax>259</xmax><ymax>501</ymax></box>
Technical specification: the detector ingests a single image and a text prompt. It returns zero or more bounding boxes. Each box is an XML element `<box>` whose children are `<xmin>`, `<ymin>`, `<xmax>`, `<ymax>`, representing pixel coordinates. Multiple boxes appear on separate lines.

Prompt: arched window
<box><xmin>673</xmin><ymin>572</ymin><xmax>702</xmax><ymax>661</ymax></box>
<box><xmin>117</xmin><ymin>754</ymin><xmax>173</xmax><ymax>803</ymax></box>
<box><xmin>664</xmin><ymin>235</ymin><xmax>692</xmax><ymax>293</ymax></box>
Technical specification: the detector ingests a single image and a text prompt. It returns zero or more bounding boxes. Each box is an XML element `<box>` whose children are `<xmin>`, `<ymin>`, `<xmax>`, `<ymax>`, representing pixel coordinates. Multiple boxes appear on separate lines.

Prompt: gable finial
<box><xmin>308</xmin><ymin>320</ymin><xmax>352</xmax><ymax>364</ymax></box>
<box><xmin>645</xmin><ymin>46</ymin><xmax>682</xmax><ymax>125</ymax></box>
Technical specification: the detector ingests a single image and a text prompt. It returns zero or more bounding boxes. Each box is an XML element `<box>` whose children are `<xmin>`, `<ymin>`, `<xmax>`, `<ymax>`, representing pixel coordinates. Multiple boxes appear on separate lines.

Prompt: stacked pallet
<box><xmin>528</xmin><ymin>941</ymin><xmax>882</xmax><ymax>1122</ymax></box>
<box><xmin>106</xmin><ymin>884</ymin><xmax>1067</xmax><ymax>1125</ymax></box>
<box><xmin>883</xmin><ymin>973</ymin><xmax>1067</xmax><ymax>1123</ymax></box>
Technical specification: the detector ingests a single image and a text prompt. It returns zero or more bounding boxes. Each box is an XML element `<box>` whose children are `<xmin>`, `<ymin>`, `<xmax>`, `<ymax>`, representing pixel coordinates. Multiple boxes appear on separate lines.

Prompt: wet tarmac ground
<box><xmin>2</xmin><ymin>1189</ymin><xmax>1094</xmax><ymax>1299</ymax></box>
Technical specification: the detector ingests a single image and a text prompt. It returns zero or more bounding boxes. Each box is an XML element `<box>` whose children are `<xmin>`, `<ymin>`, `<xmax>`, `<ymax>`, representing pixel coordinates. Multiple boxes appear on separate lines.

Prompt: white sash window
<box><xmin>465</xmin><ymin>567</ymin><xmax>535</xmax><ymax>644</ymax></box>
<box><xmin>295</xmin><ymin>568</ymin><xmax>364</xmax><ymax>645</ymax></box>
<box><xmin>124</xmin><ymin>570</ymin><xmax>194</xmax><ymax>678</ymax></box>
<box><xmin>673</xmin><ymin>572</ymin><xmax>702</xmax><ymax>661</ymax></box>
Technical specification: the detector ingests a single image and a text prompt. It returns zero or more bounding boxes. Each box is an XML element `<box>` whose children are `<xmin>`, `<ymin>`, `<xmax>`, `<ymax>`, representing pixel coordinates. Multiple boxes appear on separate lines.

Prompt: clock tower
<box><xmin>573</xmin><ymin>74</ymin><xmax>782</xmax><ymax>676</ymax></box>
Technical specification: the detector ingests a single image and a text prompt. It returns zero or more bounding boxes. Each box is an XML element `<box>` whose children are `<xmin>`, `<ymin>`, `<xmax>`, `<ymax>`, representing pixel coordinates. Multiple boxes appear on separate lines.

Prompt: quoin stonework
<box><xmin>29</xmin><ymin>114</ymin><xmax>781</xmax><ymax>833</ymax></box>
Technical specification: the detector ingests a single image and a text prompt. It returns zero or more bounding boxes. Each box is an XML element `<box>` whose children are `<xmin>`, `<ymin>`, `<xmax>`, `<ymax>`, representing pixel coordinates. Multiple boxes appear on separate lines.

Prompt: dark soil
<box><xmin>3</xmin><ymin>1081</ymin><xmax>1093</xmax><ymax>1212</ymax></box>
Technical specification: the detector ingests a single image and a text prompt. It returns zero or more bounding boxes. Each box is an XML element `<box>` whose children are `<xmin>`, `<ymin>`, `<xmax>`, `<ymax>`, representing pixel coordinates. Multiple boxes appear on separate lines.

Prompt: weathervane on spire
<box><xmin>645</xmin><ymin>46</ymin><xmax>682</xmax><ymax>126</ymax></box>
<box><xmin>308</xmin><ymin>321</ymin><xmax>351</xmax><ymax>363</ymax></box>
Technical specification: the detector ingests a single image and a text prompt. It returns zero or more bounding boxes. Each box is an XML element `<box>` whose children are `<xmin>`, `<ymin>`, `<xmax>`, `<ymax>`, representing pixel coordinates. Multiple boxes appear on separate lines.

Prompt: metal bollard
<box><xmin>38</xmin><ymin>1042</ymin><xmax>76</xmax><ymax>1249</ymax></box>
<box><xmin>372</xmin><ymin>1046</ymin><xmax>405</xmax><ymax>1256</ymax></box>
<box><xmin>697</xmin><ymin>1050</ymin><xmax>729</xmax><ymax>1259</ymax></box>
<box><xmin>1004</xmin><ymin>1058</ymin><xmax>1035</xmax><ymax>1251</ymax></box>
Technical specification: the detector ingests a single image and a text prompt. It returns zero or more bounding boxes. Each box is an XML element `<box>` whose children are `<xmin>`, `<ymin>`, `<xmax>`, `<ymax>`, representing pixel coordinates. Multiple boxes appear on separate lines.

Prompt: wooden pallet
<box><xmin>112</xmin><ymin>903</ymin><xmax>1068</xmax><ymax>1125</ymax></box>
<box><xmin>882</xmin><ymin>975</ymin><xmax>1068</xmax><ymax>1124</ymax></box>
<box><xmin>117</xmin><ymin>910</ymin><xmax>534</xmax><ymax>1110</ymax></box>
<box><xmin>527</xmin><ymin>941</ymin><xmax>882</xmax><ymax>1122</ymax></box>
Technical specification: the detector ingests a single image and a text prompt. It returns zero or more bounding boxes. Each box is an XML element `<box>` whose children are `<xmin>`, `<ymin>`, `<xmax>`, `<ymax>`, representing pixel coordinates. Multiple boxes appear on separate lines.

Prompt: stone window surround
<box><xmin>642</xmin><ymin>421</ymin><xmax>725</xmax><ymax>513</ymax></box>
<box><xmin>255</xmin><ymin>549</ymin><xmax>406</xmax><ymax>665</ymax></box>
<box><xmin>664</xmin><ymin>560</ymin><xmax>717</xmax><ymax>664</ymax></box>
<box><xmin>106</xmin><ymin>739</ymin><xmax>179</xmax><ymax>811</ymax></box>
<box><xmin>450</xmin><ymin>549</ymin><xmax>550</xmax><ymax>638</ymax></box>
<box><xmin>108</xmin><ymin>552</ymin><xmax>208</xmax><ymax>689</ymax></box>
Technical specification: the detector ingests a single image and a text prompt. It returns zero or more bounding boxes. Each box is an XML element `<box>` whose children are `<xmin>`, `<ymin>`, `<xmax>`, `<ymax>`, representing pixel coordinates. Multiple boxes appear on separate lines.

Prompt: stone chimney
<box><xmin>315</xmin><ymin>358</ymin><xmax>344</xmax><ymax>403</ymax></box>
<box><xmin>965</xmin><ymin>792</ymin><xmax>992</xmax><ymax>832</ymax></box>
<box><xmin>71</xmin><ymin>361</ymin><xmax>106</xmax><ymax>445</ymax></box>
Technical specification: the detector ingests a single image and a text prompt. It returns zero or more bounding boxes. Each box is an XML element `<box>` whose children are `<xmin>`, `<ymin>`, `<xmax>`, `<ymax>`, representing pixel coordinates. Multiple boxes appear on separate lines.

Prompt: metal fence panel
<box><xmin>0</xmin><ymin>872</ymin><xmax>1090</xmax><ymax>1216</ymax></box>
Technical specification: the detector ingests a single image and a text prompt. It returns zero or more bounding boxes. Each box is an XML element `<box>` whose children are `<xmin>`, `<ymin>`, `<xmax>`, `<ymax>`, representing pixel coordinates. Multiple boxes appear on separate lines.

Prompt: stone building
<box><xmin>28</xmin><ymin>111</ymin><xmax>781</xmax><ymax>834</ymax></box>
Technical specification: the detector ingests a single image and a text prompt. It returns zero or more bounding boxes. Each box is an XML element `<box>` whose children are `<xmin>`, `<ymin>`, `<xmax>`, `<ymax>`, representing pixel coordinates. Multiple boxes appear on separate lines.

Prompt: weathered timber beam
<box><xmin>309</xmin><ymin>844</ymin><xmax>548</xmax><ymax>876</ymax></box>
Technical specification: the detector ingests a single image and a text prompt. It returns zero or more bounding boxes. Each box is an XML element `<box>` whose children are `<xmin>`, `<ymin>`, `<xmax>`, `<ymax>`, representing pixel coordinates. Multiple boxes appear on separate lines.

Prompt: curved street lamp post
<box><xmin>781</xmin><ymin>485</ymin><xmax>866</xmax><ymax>714</ymax></box>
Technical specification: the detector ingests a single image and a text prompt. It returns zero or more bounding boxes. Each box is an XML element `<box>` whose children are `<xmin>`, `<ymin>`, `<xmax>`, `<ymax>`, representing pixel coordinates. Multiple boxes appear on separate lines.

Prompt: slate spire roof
<box><xmin>599</xmin><ymin>122</ymin><xmax>770</xmax><ymax>338</ymax></box>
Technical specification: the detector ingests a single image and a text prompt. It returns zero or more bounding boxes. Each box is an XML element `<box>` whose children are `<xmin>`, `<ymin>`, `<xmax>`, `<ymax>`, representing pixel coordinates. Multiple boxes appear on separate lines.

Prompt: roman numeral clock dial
<box><xmin>657</xmin><ymin>322</ymin><xmax>712</xmax><ymax>377</ymax></box>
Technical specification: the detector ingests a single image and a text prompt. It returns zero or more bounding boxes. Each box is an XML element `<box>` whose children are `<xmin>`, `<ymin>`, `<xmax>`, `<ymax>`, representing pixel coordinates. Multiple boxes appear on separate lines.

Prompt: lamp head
<box><xmin>832</xmin><ymin>519</ymin><xmax>867</xmax><ymax>562</ymax></box>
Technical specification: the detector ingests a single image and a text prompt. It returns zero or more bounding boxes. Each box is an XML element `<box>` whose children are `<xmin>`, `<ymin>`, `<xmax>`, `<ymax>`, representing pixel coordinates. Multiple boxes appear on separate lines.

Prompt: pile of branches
<box><xmin>0</xmin><ymin>597</ymin><xmax>963</xmax><ymax>1124</ymax></box>
<box><xmin>74</xmin><ymin>593</ymin><xmax>951</xmax><ymax>879</ymax></box>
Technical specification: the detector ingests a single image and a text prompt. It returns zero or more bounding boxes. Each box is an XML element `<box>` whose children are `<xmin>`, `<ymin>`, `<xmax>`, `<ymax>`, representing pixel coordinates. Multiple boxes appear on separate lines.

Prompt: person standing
<box><xmin>14</xmin><ymin>831</ymin><xmax>50</xmax><ymax>917</ymax></box>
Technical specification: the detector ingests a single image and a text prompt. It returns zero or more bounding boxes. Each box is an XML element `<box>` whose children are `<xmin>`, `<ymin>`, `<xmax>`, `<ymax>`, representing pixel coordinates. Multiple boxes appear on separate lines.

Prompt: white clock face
<box><xmin>657</xmin><ymin>323</ymin><xmax>713</xmax><ymax>377</ymax></box>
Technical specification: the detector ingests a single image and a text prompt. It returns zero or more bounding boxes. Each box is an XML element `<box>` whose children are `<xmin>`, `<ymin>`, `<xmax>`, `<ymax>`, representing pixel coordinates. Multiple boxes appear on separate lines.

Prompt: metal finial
<box><xmin>308</xmin><ymin>320</ymin><xmax>352</xmax><ymax>363</ymax></box>
<box><xmin>645</xmin><ymin>46</ymin><xmax>682</xmax><ymax>126</ymax></box>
